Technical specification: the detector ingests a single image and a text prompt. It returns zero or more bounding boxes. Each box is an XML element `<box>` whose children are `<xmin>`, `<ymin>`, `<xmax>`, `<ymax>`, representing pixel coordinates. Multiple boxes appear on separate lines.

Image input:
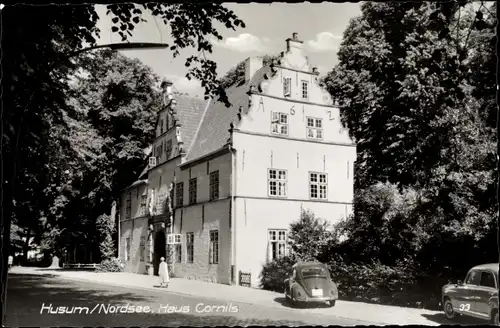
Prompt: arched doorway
<box><xmin>153</xmin><ymin>230</ymin><xmax>166</xmax><ymax>276</ymax></box>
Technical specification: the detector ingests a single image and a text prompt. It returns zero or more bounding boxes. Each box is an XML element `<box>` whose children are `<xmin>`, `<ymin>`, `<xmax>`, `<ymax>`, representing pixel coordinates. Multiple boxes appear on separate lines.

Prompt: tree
<box><xmin>288</xmin><ymin>209</ymin><xmax>334</xmax><ymax>263</ymax></box>
<box><xmin>96</xmin><ymin>214</ymin><xmax>116</xmax><ymax>261</ymax></box>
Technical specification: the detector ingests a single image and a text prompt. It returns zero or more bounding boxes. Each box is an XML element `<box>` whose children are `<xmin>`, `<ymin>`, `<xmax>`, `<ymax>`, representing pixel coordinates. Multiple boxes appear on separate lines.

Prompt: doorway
<box><xmin>153</xmin><ymin>230</ymin><xmax>166</xmax><ymax>276</ymax></box>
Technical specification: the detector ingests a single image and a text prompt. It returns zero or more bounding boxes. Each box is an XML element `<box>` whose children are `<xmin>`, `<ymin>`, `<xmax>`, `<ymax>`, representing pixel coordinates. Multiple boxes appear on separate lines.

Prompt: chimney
<box><xmin>245</xmin><ymin>57</ymin><xmax>263</xmax><ymax>82</ymax></box>
<box><xmin>286</xmin><ymin>32</ymin><xmax>303</xmax><ymax>55</ymax></box>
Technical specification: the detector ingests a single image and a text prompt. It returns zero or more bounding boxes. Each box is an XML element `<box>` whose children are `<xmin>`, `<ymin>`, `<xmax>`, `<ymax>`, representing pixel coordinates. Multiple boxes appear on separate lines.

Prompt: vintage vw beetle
<box><xmin>284</xmin><ymin>261</ymin><xmax>338</xmax><ymax>307</ymax></box>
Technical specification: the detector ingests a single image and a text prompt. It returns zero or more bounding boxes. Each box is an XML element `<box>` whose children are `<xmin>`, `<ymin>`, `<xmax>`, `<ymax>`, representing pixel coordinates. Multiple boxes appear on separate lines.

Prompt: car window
<box><xmin>301</xmin><ymin>267</ymin><xmax>327</xmax><ymax>278</ymax></box>
<box><xmin>465</xmin><ymin>270</ymin><xmax>481</xmax><ymax>286</ymax></box>
<box><xmin>480</xmin><ymin>271</ymin><xmax>496</xmax><ymax>288</ymax></box>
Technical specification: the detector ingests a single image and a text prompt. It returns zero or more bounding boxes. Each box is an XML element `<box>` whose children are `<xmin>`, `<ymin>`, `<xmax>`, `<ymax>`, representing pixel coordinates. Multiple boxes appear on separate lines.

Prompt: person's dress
<box><xmin>159</xmin><ymin>262</ymin><xmax>170</xmax><ymax>286</ymax></box>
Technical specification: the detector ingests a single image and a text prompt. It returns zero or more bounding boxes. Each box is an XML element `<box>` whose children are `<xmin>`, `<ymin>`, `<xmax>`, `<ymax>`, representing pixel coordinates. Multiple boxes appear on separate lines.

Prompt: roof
<box><xmin>154</xmin><ymin>94</ymin><xmax>207</xmax><ymax>153</ymax></box>
<box><xmin>185</xmin><ymin>64</ymin><xmax>273</xmax><ymax>162</ymax></box>
<box><xmin>292</xmin><ymin>261</ymin><xmax>327</xmax><ymax>269</ymax></box>
<box><xmin>471</xmin><ymin>263</ymin><xmax>499</xmax><ymax>272</ymax></box>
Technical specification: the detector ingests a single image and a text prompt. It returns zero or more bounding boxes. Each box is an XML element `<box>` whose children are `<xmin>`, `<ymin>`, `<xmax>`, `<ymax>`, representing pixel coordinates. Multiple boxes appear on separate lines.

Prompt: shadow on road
<box><xmin>421</xmin><ymin>313</ymin><xmax>486</xmax><ymax>326</ymax></box>
<box><xmin>7</xmin><ymin>273</ymin><xmax>150</xmax><ymax>304</ymax></box>
<box><xmin>273</xmin><ymin>297</ymin><xmax>331</xmax><ymax>309</ymax></box>
<box><xmin>5</xmin><ymin>273</ymin><xmax>310</xmax><ymax>327</ymax></box>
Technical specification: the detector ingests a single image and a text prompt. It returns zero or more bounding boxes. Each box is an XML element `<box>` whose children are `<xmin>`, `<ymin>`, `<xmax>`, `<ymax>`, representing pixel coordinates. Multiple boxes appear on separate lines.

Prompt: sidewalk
<box><xmin>9</xmin><ymin>266</ymin><xmax>441</xmax><ymax>326</ymax></box>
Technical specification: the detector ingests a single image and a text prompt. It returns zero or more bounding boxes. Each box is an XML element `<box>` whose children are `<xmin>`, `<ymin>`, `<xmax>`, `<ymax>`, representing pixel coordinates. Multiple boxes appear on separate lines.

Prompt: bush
<box><xmin>96</xmin><ymin>213</ymin><xmax>116</xmax><ymax>261</ymax></box>
<box><xmin>259</xmin><ymin>255</ymin><xmax>296</xmax><ymax>293</ymax></box>
<box><xmin>95</xmin><ymin>257</ymin><xmax>123</xmax><ymax>273</ymax></box>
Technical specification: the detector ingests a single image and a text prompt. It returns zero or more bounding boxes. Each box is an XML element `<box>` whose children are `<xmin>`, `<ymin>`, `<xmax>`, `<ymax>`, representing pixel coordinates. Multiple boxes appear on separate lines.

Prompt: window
<box><xmin>209</xmin><ymin>171</ymin><xmax>219</xmax><ymax>201</ymax></box>
<box><xmin>125</xmin><ymin>193</ymin><xmax>132</xmax><ymax>218</ymax></box>
<box><xmin>139</xmin><ymin>237</ymin><xmax>145</xmax><ymax>261</ymax></box>
<box><xmin>160</xmin><ymin>119</ymin><xmax>164</xmax><ymax>134</ymax></box>
<box><xmin>268</xmin><ymin>169</ymin><xmax>287</xmax><ymax>197</ymax></box>
<box><xmin>125</xmin><ymin>237</ymin><xmax>131</xmax><ymax>261</ymax></box>
<box><xmin>139</xmin><ymin>195</ymin><xmax>147</xmax><ymax>216</ymax></box>
<box><xmin>175</xmin><ymin>244</ymin><xmax>182</xmax><ymax>263</ymax></box>
<box><xmin>301</xmin><ymin>80</ymin><xmax>308</xmax><ymax>99</ymax></box>
<box><xmin>310</xmin><ymin>172</ymin><xmax>328</xmax><ymax>200</ymax></box>
<box><xmin>480</xmin><ymin>271</ymin><xmax>496</xmax><ymax>288</ymax></box>
<box><xmin>268</xmin><ymin>229</ymin><xmax>287</xmax><ymax>260</ymax></box>
<box><xmin>209</xmin><ymin>230</ymin><xmax>219</xmax><ymax>264</ymax></box>
<box><xmin>271</xmin><ymin>112</ymin><xmax>288</xmax><ymax>136</ymax></box>
<box><xmin>186</xmin><ymin>232</ymin><xmax>194</xmax><ymax>263</ymax></box>
<box><xmin>165</xmin><ymin>139</ymin><xmax>172</xmax><ymax>160</ymax></box>
<box><xmin>306</xmin><ymin>117</ymin><xmax>323</xmax><ymax>139</ymax></box>
<box><xmin>176</xmin><ymin>182</ymin><xmax>184</xmax><ymax>207</ymax></box>
<box><xmin>283</xmin><ymin>77</ymin><xmax>291</xmax><ymax>97</ymax></box>
<box><xmin>189</xmin><ymin>178</ymin><xmax>197</xmax><ymax>205</ymax></box>
<box><xmin>465</xmin><ymin>270</ymin><xmax>481</xmax><ymax>286</ymax></box>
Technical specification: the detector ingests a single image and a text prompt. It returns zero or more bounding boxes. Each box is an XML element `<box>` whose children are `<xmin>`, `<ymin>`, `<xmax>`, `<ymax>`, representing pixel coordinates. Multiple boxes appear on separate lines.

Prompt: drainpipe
<box><xmin>229</xmin><ymin>143</ymin><xmax>237</xmax><ymax>285</ymax></box>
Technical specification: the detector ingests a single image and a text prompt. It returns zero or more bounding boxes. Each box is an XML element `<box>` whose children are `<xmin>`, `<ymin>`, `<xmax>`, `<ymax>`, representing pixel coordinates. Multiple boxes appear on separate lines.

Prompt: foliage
<box><xmin>259</xmin><ymin>255</ymin><xmax>296</xmax><ymax>293</ymax></box>
<box><xmin>288</xmin><ymin>209</ymin><xmax>334</xmax><ymax>263</ymax></box>
<box><xmin>96</xmin><ymin>214</ymin><xmax>116</xmax><ymax>261</ymax></box>
<box><xmin>318</xmin><ymin>1</ymin><xmax>496</xmax><ymax>309</ymax></box>
<box><xmin>95</xmin><ymin>258</ymin><xmax>124</xmax><ymax>273</ymax></box>
<box><xmin>323</xmin><ymin>1</ymin><xmax>496</xmax><ymax>264</ymax></box>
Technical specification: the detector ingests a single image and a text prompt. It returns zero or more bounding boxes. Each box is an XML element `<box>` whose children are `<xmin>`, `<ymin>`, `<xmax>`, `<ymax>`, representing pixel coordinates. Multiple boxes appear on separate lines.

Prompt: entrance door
<box><xmin>153</xmin><ymin>231</ymin><xmax>166</xmax><ymax>276</ymax></box>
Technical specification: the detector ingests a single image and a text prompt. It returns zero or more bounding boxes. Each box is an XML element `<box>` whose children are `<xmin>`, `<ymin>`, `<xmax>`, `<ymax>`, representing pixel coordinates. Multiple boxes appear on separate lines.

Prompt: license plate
<box><xmin>311</xmin><ymin>289</ymin><xmax>323</xmax><ymax>297</ymax></box>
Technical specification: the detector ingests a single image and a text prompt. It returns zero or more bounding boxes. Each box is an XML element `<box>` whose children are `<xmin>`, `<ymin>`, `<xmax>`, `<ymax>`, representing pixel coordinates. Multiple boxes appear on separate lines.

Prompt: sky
<box><xmin>95</xmin><ymin>3</ymin><xmax>361</xmax><ymax>96</ymax></box>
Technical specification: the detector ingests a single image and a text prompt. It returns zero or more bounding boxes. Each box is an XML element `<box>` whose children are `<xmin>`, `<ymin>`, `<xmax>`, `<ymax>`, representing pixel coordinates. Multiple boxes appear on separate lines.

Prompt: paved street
<box><xmin>5</xmin><ymin>272</ymin><xmax>367</xmax><ymax>327</ymax></box>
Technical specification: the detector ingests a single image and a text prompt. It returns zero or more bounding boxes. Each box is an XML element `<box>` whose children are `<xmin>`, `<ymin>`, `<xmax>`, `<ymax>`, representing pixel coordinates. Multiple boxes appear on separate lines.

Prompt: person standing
<box><xmin>158</xmin><ymin>257</ymin><xmax>169</xmax><ymax>288</ymax></box>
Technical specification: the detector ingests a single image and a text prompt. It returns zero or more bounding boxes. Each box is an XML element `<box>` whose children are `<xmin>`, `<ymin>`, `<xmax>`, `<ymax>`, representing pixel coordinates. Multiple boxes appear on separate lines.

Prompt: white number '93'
<box><xmin>459</xmin><ymin>304</ymin><xmax>471</xmax><ymax>311</ymax></box>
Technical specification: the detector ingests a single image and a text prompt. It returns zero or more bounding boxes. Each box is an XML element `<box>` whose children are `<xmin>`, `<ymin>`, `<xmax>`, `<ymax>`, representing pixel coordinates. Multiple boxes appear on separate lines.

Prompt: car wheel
<box><xmin>290</xmin><ymin>290</ymin><xmax>300</xmax><ymax>308</ymax></box>
<box><xmin>443</xmin><ymin>299</ymin><xmax>456</xmax><ymax>320</ymax></box>
<box><xmin>328</xmin><ymin>300</ymin><xmax>336</xmax><ymax>307</ymax></box>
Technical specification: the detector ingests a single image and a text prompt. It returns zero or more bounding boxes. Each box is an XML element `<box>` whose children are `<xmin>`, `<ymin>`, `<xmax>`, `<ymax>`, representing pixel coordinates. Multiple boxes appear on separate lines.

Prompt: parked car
<box><xmin>442</xmin><ymin>263</ymin><xmax>499</xmax><ymax>325</ymax></box>
<box><xmin>284</xmin><ymin>261</ymin><xmax>338</xmax><ymax>307</ymax></box>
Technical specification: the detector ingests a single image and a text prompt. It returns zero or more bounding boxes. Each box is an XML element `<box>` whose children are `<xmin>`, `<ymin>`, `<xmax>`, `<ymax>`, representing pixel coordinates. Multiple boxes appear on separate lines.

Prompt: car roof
<box><xmin>293</xmin><ymin>261</ymin><xmax>327</xmax><ymax>269</ymax></box>
<box><xmin>470</xmin><ymin>263</ymin><xmax>499</xmax><ymax>272</ymax></box>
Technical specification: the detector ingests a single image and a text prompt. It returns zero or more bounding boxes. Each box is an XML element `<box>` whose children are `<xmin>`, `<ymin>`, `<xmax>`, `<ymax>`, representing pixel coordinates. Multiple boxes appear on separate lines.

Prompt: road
<box><xmin>5</xmin><ymin>272</ymin><xmax>369</xmax><ymax>327</ymax></box>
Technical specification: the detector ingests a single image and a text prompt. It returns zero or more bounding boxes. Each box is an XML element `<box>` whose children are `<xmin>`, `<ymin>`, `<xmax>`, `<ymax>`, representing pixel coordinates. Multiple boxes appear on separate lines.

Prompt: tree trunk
<box><xmin>1</xmin><ymin>156</ymin><xmax>15</xmax><ymax>322</ymax></box>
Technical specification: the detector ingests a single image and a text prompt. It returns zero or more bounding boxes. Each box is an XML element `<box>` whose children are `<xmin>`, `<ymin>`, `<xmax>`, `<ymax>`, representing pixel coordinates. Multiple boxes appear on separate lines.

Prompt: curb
<box><xmin>11</xmin><ymin>268</ymin><xmax>385</xmax><ymax>325</ymax></box>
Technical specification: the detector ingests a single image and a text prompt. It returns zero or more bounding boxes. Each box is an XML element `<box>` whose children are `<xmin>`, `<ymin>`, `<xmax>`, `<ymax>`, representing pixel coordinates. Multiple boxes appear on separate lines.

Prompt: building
<box><xmin>119</xmin><ymin>33</ymin><xmax>356</xmax><ymax>287</ymax></box>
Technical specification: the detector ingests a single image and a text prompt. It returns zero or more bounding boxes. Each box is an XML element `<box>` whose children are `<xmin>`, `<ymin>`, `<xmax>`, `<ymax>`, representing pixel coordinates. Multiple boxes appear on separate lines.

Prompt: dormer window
<box><xmin>283</xmin><ymin>77</ymin><xmax>292</xmax><ymax>97</ymax></box>
<box><xmin>301</xmin><ymin>80</ymin><xmax>309</xmax><ymax>99</ymax></box>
